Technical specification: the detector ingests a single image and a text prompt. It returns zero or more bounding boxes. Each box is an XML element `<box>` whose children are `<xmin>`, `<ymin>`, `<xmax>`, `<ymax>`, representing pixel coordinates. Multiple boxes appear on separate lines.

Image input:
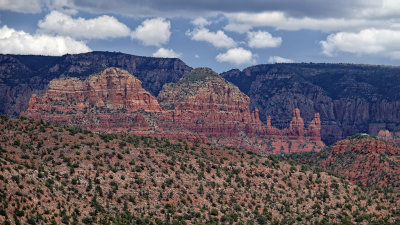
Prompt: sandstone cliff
<box><xmin>221</xmin><ymin>63</ymin><xmax>400</xmax><ymax>144</ymax></box>
<box><xmin>0</xmin><ymin>51</ymin><xmax>191</xmax><ymax>116</ymax></box>
<box><xmin>23</xmin><ymin>67</ymin><xmax>324</xmax><ymax>154</ymax></box>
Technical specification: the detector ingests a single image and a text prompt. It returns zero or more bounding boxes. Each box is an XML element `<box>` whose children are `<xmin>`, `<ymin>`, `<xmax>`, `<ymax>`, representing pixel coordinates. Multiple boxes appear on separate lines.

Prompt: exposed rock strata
<box><xmin>221</xmin><ymin>63</ymin><xmax>400</xmax><ymax>144</ymax></box>
<box><xmin>23</xmin><ymin>67</ymin><xmax>324</xmax><ymax>154</ymax></box>
<box><xmin>0</xmin><ymin>51</ymin><xmax>191</xmax><ymax>116</ymax></box>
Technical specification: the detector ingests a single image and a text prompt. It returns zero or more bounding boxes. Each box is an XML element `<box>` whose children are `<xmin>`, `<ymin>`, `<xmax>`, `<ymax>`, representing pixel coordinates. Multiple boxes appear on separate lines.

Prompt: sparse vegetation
<box><xmin>0</xmin><ymin>116</ymin><xmax>399</xmax><ymax>224</ymax></box>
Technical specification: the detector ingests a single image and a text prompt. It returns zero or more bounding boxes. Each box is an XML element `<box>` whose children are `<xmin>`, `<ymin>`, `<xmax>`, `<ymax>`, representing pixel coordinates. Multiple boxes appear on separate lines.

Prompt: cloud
<box><xmin>38</xmin><ymin>11</ymin><xmax>131</xmax><ymax>39</ymax></box>
<box><xmin>224</xmin><ymin>11</ymin><xmax>390</xmax><ymax>32</ymax></box>
<box><xmin>187</xmin><ymin>28</ymin><xmax>236</xmax><ymax>49</ymax></box>
<box><xmin>191</xmin><ymin>17</ymin><xmax>211</xmax><ymax>27</ymax></box>
<box><xmin>0</xmin><ymin>25</ymin><xmax>91</xmax><ymax>56</ymax></box>
<box><xmin>0</xmin><ymin>0</ymin><xmax>43</xmax><ymax>13</ymax></box>
<box><xmin>268</xmin><ymin>56</ymin><xmax>293</xmax><ymax>63</ymax></box>
<box><xmin>131</xmin><ymin>18</ymin><xmax>171</xmax><ymax>47</ymax></box>
<box><xmin>320</xmin><ymin>28</ymin><xmax>400</xmax><ymax>59</ymax></box>
<box><xmin>53</xmin><ymin>0</ymin><xmax>376</xmax><ymax>19</ymax></box>
<box><xmin>152</xmin><ymin>48</ymin><xmax>181</xmax><ymax>58</ymax></box>
<box><xmin>247</xmin><ymin>31</ymin><xmax>282</xmax><ymax>48</ymax></box>
<box><xmin>216</xmin><ymin>47</ymin><xmax>256</xmax><ymax>65</ymax></box>
<box><xmin>224</xmin><ymin>23</ymin><xmax>252</xmax><ymax>34</ymax></box>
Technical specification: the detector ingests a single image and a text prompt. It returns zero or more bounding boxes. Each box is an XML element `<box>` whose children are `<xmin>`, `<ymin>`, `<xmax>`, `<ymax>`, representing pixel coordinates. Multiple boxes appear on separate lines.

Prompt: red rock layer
<box><xmin>157</xmin><ymin>68</ymin><xmax>253</xmax><ymax>138</ymax></box>
<box><xmin>23</xmin><ymin>67</ymin><xmax>324</xmax><ymax>154</ymax></box>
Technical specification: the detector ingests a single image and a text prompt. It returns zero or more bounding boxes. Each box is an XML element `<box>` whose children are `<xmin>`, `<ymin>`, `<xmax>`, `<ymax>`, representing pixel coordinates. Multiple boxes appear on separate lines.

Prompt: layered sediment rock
<box><xmin>23</xmin><ymin>67</ymin><xmax>324</xmax><ymax>154</ymax></box>
<box><xmin>0</xmin><ymin>51</ymin><xmax>191</xmax><ymax>116</ymax></box>
<box><xmin>221</xmin><ymin>63</ymin><xmax>400</xmax><ymax>144</ymax></box>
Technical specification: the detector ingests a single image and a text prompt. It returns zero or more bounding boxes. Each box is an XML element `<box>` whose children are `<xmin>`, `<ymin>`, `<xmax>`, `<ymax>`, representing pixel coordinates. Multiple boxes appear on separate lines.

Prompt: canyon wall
<box><xmin>221</xmin><ymin>63</ymin><xmax>400</xmax><ymax>144</ymax></box>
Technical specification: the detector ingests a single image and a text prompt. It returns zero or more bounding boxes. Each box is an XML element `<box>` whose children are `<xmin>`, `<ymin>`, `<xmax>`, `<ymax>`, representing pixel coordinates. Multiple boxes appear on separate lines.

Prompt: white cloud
<box><xmin>0</xmin><ymin>25</ymin><xmax>91</xmax><ymax>56</ymax></box>
<box><xmin>191</xmin><ymin>17</ymin><xmax>211</xmax><ymax>27</ymax></box>
<box><xmin>131</xmin><ymin>18</ymin><xmax>171</xmax><ymax>47</ymax></box>
<box><xmin>152</xmin><ymin>48</ymin><xmax>181</xmax><ymax>58</ymax></box>
<box><xmin>38</xmin><ymin>11</ymin><xmax>130</xmax><ymax>39</ymax></box>
<box><xmin>224</xmin><ymin>23</ymin><xmax>252</xmax><ymax>34</ymax></box>
<box><xmin>224</xmin><ymin>11</ymin><xmax>388</xmax><ymax>32</ymax></box>
<box><xmin>216</xmin><ymin>47</ymin><xmax>256</xmax><ymax>65</ymax></box>
<box><xmin>0</xmin><ymin>0</ymin><xmax>43</xmax><ymax>13</ymax></box>
<box><xmin>247</xmin><ymin>31</ymin><xmax>282</xmax><ymax>48</ymax></box>
<box><xmin>320</xmin><ymin>28</ymin><xmax>400</xmax><ymax>59</ymax></box>
<box><xmin>187</xmin><ymin>28</ymin><xmax>236</xmax><ymax>49</ymax></box>
<box><xmin>268</xmin><ymin>56</ymin><xmax>293</xmax><ymax>63</ymax></box>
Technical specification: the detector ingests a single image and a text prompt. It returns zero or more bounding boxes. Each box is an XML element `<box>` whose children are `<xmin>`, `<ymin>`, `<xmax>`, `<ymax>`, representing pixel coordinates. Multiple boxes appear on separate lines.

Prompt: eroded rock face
<box><xmin>23</xmin><ymin>67</ymin><xmax>324</xmax><ymax>154</ymax></box>
<box><xmin>0</xmin><ymin>51</ymin><xmax>191</xmax><ymax>116</ymax></box>
<box><xmin>377</xmin><ymin>130</ymin><xmax>400</xmax><ymax>146</ymax></box>
<box><xmin>157</xmin><ymin>68</ymin><xmax>253</xmax><ymax>137</ymax></box>
<box><xmin>23</xmin><ymin>68</ymin><xmax>162</xmax><ymax>134</ymax></box>
<box><xmin>221</xmin><ymin>63</ymin><xmax>400</xmax><ymax>144</ymax></box>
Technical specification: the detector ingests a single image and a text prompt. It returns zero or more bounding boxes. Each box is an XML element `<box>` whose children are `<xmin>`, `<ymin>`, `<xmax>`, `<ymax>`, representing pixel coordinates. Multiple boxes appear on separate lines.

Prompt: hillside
<box><xmin>0</xmin><ymin>116</ymin><xmax>399</xmax><ymax>224</ymax></box>
<box><xmin>0</xmin><ymin>52</ymin><xmax>191</xmax><ymax>116</ymax></box>
<box><xmin>221</xmin><ymin>63</ymin><xmax>400</xmax><ymax>144</ymax></box>
<box><xmin>286</xmin><ymin>134</ymin><xmax>400</xmax><ymax>189</ymax></box>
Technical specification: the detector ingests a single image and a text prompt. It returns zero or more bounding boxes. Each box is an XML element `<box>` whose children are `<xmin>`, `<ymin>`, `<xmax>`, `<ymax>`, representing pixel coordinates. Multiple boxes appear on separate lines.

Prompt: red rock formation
<box><xmin>307</xmin><ymin>113</ymin><xmax>321</xmax><ymax>141</ymax></box>
<box><xmin>320</xmin><ymin>136</ymin><xmax>400</xmax><ymax>188</ymax></box>
<box><xmin>288</xmin><ymin>108</ymin><xmax>305</xmax><ymax>139</ymax></box>
<box><xmin>23</xmin><ymin>67</ymin><xmax>324</xmax><ymax>155</ymax></box>
<box><xmin>265</xmin><ymin>116</ymin><xmax>282</xmax><ymax>137</ymax></box>
<box><xmin>157</xmin><ymin>68</ymin><xmax>253</xmax><ymax>138</ymax></box>
<box><xmin>377</xmin><ymin>129</ymin><xmax>400</xmax><ymax>146</ymax></box>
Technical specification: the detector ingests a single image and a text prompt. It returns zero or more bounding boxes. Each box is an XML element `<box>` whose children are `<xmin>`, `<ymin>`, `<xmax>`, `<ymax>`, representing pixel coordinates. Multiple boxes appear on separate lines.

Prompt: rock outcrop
<box><xmin>0</xmin><ymin>51</ymin><xmax>191</xmax><ymax>116</ymax></box>
<box><xmin>377</xmin><ymin>130</ymin><xmax>400</xmax><ymax>146</ymax></box>
<box><xmin>24</xmin><ymin>68</ymin><xmax>163</xmax><ymax>134</ymax></box>
<box><xmin>289</xmin><ymin>134</ymin><xmax>400</xmax><ymax>188</ymax></box>
<box><xmin>221</xmin><ymin>63</ymin><xmax>400</xmax><ymax>144</ymax></box>
<box><xmin>23</xmin><ymin>67</ymin><xmax>324</xmax><ymax>154</ymax></box>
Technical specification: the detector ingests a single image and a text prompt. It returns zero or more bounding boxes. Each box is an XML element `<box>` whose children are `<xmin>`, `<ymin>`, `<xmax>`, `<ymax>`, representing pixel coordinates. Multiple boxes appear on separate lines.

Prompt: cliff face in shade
<box><xmin>0</xmin><ymin>51</ymin><xmax>191</xmax><ymax>116</ymax></box>
<box><xmin>221</xmin><ymin>63</ymin><xmax>400</xmax><ymax>144</ymax></box>
<box><xmin>23</xmin><ymin>67</ymin><xmax>324</xmax><ymax>154</ymax></box>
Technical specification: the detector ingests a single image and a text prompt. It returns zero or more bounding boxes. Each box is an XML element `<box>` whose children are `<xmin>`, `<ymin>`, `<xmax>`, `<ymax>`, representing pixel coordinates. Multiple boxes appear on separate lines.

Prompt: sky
<box><xmin>1</xmin><ymin>0</ymin><xmax>400</xmax><ymax>72</ymax></box>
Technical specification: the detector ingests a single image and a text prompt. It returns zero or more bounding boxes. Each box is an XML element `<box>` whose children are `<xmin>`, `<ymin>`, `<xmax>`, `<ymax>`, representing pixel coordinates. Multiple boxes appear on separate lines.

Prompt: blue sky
<box><xmin>1</xmin><ymin>0</ymin><xmax>400</xmax><ymax>72</ymax></box>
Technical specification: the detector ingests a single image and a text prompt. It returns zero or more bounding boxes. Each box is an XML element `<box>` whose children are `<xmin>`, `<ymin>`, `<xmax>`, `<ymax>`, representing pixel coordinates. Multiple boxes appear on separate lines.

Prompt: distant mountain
<box><xmin>221</xmin><ymin>63</ymin><xmax>400</xmax><ymax>144</ymax></box>
<box><xmin>0</xmin><ymin>51</ymin><xmax>191</xmax><ymax>116</ymax></box>
<box><xmin>0</xmin><ymin>116</ymin><xmax>398</xmax><ymax>224</ymax></box>
<box><xmin>287</xmin><ymin>134</ymin><xmax>400</xmax><ymax>189</ymax></box>
<box><xmin>22</xmin><ymin>67</ymin><xmax>324</xmax><ymax>154</ymax></box>
<box><xmin>3</xmin><ymin>52</ymin><xmax>400</xmax><ymax>146</ymax></box>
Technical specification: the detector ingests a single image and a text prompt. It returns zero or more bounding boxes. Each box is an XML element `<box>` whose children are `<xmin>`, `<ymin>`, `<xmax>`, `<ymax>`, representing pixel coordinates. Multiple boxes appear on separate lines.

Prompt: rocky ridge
<box><xmin>221</xmin><ymin>63</ymin><xmax>400</xmax><ymax>144</ymax></box>
<box><xmin>23</xmin><ymin>67</ymin><xmax>324</xmax><ymax>154</ymax></box>
<box><xmin>0</xmin><ymin>51</ymin><xmax>191</xmax><ymax>116</ymax></box>
<box><xmin>288</xmin><ymin>134</ymin><xmax>400</xmax><ymax>189</ymax></box>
